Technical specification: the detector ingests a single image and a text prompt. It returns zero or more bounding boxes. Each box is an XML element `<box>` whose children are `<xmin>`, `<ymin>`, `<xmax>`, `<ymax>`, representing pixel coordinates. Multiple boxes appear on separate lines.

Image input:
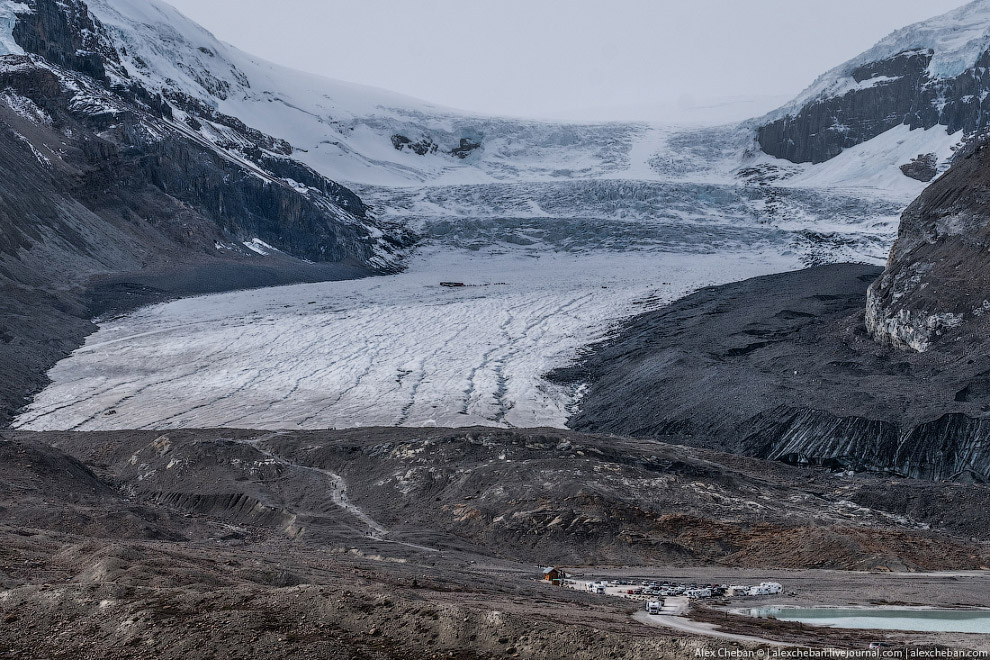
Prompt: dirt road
<box><xmin>633</xmin><ymin>609</ymin><xmax>790</xmax><ymax>647</ymax></box>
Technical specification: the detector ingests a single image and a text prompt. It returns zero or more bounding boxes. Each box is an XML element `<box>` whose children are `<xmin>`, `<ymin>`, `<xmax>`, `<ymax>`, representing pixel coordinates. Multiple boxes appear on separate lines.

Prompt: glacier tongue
<box><xmin>14</xmin><ymin>247</ymin><xmax>802</xmax><ymax>431</ymax></box>
<box><xmin>11</xmin><ymin>155</ymin><xmax>911</xmax><ymax>432</ymax></box>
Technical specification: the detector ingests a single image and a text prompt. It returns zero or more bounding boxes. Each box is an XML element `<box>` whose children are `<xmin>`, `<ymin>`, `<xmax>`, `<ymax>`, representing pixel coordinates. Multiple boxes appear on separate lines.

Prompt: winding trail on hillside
<box><xmin>247</xmin><ymin>433</ymin><xmax>439</xmax><ymax>553</ymax></box>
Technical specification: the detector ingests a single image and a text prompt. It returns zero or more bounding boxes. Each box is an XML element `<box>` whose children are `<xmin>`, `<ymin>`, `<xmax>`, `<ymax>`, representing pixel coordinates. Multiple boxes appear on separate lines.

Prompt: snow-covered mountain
<box><xmin>757</xmin><ymin>0</ymin><xmax>990</xmax><ymax>169</ymax></box>
<box><xmin>5</xmin><ymin>0</ymin><xmax>966</xmax><ymax>192</ymax></box>
<box><xmin>1</xmin><ymin>0</ymin><xmax>956</xmax><ymax>272</ymax></box>
<box><xmin>18</xmin><ymin>0</ymin><xmax>641</xmax><ymax>188</ymax></box>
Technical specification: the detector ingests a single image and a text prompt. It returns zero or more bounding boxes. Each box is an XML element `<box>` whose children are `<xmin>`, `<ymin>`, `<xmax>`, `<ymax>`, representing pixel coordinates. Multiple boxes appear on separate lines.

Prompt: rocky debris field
<box><xmin>17</xmin><ymin>427</ymin><xmax>990</xmax><ymax>571</ymax></box>
<box><xmin>0</xmin><ymin>428</ymin><xmax>735</xmax><ymax>659</ymax></box>
<box><xmin>19</xmin><ymin>427</ymin><xmax>990</xmax><ymax>570</ymax></box>
<box><xmin>1</xmin><ymin>427</ymin><xmax>990</xmax><ymax>658</ymax></box>
<box><xmin>557</xmin><ymin>263</ymin><xmax>990</xmax><ymax>483</ymax></box>
<box><xmin>0</xmin><ymin>528</ymin><xmax>710</xmax><ymax>660</ymax></box>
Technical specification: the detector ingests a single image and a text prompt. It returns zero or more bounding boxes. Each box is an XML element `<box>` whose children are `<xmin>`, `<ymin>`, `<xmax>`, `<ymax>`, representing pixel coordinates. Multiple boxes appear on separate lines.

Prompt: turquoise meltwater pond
<box><xmin>745</xmin><ymin>607</ymin><xmax>990</xmax><ymax>634</ymax></box>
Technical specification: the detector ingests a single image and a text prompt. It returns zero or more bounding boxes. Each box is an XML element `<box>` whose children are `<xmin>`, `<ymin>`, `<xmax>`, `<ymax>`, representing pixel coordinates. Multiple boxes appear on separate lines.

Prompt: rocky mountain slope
<box><xmin>0</xmin><ymin>0</ymin><xmax>413</xmax><ymax>425</ymax></box>
<box><xmin>755</xmin><ymin>0</ymin><xmax>990</xmax><ymax>170</ymax></box>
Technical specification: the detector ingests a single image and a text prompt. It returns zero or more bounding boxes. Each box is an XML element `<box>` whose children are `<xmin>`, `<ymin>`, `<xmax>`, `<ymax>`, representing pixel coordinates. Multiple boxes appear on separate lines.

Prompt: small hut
<box><xmin>542</xmin><ymin>567</ymin><xmax>563</xmax><ymax>585</ymax></box>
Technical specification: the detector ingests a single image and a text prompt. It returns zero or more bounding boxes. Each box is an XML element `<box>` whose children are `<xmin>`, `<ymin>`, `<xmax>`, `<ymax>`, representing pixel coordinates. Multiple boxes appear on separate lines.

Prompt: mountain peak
<box><xmin>757</xmin><ymin>0</ymin><xmax>990</xmax><ymax>166</ymax></box>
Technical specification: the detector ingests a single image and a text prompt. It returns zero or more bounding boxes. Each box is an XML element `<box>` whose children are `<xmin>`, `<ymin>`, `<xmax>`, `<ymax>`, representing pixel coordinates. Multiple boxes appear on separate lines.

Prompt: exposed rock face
<box><xmin>756</xmin><ymin>2</ymin><xmax>990</xmax><ymax>166</ymax></box>
<box><xmin>449</xmin><ymin>137</ymin><xmax>481</xmax><ymax>159</ymax></box>
<box><xmin>391</xmin><ymin>133</ymin><xmax>438</xmax><ymax>155</ymax></box>
<box><xmin>760</xmin><ymin>46</ymin><xmax>990</xmax><ymax>165</ymax></box>
<box><xmin>739</xmin><ymin>409</ymin><xmax>990</xmax><ymax>483</ymax></box>
<box><xmin>391</xmin><ymin>133</ymin><xmax>482</xmax><ymax>159</ymax></box>
<box><xmin>11</xmin><ymin>0</ymin><xmax>117</xmax><ymax>81</ymax></box>
<box><xmin>900</xmin><ymin>153</ymin><xmax>938</xmax><ymax>181</ymax></box>
<box><xmin>759</xmin><ymin>49</ymin><xmax>943</xmax><ymax>164</ymax></box>
<box><xmin>866</xmin><ymin>139</ymin><xmax>990</xmax><ymax>351</ymax></box>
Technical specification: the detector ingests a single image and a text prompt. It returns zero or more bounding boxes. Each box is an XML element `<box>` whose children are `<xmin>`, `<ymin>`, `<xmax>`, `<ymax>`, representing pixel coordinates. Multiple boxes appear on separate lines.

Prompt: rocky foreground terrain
<box><xmin>29</xmin><ymin>426</ymin><xmax>990</xmax><ymax>570</ymax></box>
<box><xmin>2</xmin><ymin>427</ymin><xmax>990</xmax><ymax>658</ymax></box>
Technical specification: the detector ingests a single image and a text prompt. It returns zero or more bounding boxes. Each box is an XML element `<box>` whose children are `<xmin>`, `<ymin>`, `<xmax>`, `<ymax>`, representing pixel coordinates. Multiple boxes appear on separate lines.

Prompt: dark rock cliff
<box><xmin>900</xmin><ymin>153</ymin><xmax>938</xmax><ymax>182</ymax></box>
<box><xmin>738</xmin><ymin>408</ymin><xmax>990</xmax><ymax>483</ymax></box>
<box><xmin>865</xmin><ymin>138</ymin><xmax>990</xmax><ymax>352</ymax></box>
<box><xmin>758</xmin><ymin>46</ymin><xmax>990</xmax><ymax>165</ymax></box>
<box><xmin>11</xmin><ymin>0</ymin><xmax>117</xmax><ymax>82</ymax></box>
<box><xmin>759</xmin><ymin>50</ymin><xmax>937</xmax><ymax>164</ymax></box>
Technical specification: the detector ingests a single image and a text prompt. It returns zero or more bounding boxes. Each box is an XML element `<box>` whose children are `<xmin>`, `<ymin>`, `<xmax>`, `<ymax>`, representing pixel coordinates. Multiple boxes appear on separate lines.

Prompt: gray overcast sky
<box><xmin>163</xmin><ymin>0</ymin><xmax>971</xmax><ymax>122</ymax></box>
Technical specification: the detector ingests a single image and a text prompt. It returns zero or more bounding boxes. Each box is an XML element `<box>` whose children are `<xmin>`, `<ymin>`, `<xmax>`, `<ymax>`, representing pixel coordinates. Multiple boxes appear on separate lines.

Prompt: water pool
<box><xmin>743</xmin><ymin>607</ymin><xmax>990</xmax><ymax>634</ymax></box>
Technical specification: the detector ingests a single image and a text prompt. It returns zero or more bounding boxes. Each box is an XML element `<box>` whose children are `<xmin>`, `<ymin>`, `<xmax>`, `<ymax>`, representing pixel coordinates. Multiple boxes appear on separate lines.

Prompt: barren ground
<box><xmin>0</xmin><ymin>428</ymin><xmax>987</xmax><ymax>658</ymax></box>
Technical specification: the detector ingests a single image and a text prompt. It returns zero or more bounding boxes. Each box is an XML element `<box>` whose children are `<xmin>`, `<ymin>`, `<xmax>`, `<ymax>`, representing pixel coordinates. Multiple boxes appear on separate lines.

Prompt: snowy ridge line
<box><xmin>9</xmin><ymin>0</ymin><xmax>959</xmax><ymax>200</ymax></box>
<box><xmin>759</xmin><ymin>0</ymin><xmax>990</xmax><ymax>123</ymax></box>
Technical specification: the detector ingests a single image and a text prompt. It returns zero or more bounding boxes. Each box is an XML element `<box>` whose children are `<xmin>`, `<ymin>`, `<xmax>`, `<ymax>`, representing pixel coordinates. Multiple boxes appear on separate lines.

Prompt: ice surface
<box><xmin>15</xmin><ymin>248</ymin><xmax>802</xmax><ymax>431</ymax></box>
<box><xmin>0</xmin><ymin>2</ymin><xmax>28</xmax><ymax>56</ymax></box>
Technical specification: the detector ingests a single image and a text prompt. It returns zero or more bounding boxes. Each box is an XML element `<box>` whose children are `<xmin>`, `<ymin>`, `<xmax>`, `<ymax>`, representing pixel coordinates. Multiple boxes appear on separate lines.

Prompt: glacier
<box><xmin>7</xmin><ymin>0</ymin><xmax>976</xmax><ymax>431</ymax></box>
<box><xmin>15</xmin><ymin>247</ymin><xmax>802</xmax><ymax>431</ymax></box>
<box><xmin>12</xmin><ymin>144</ymin><xmax>922</xmax><ymax>431</ymax></box>
<box><xmin>0</xmin><ymin>2</ymin><xmax>26</xmax><ymax>56</ymax></box>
